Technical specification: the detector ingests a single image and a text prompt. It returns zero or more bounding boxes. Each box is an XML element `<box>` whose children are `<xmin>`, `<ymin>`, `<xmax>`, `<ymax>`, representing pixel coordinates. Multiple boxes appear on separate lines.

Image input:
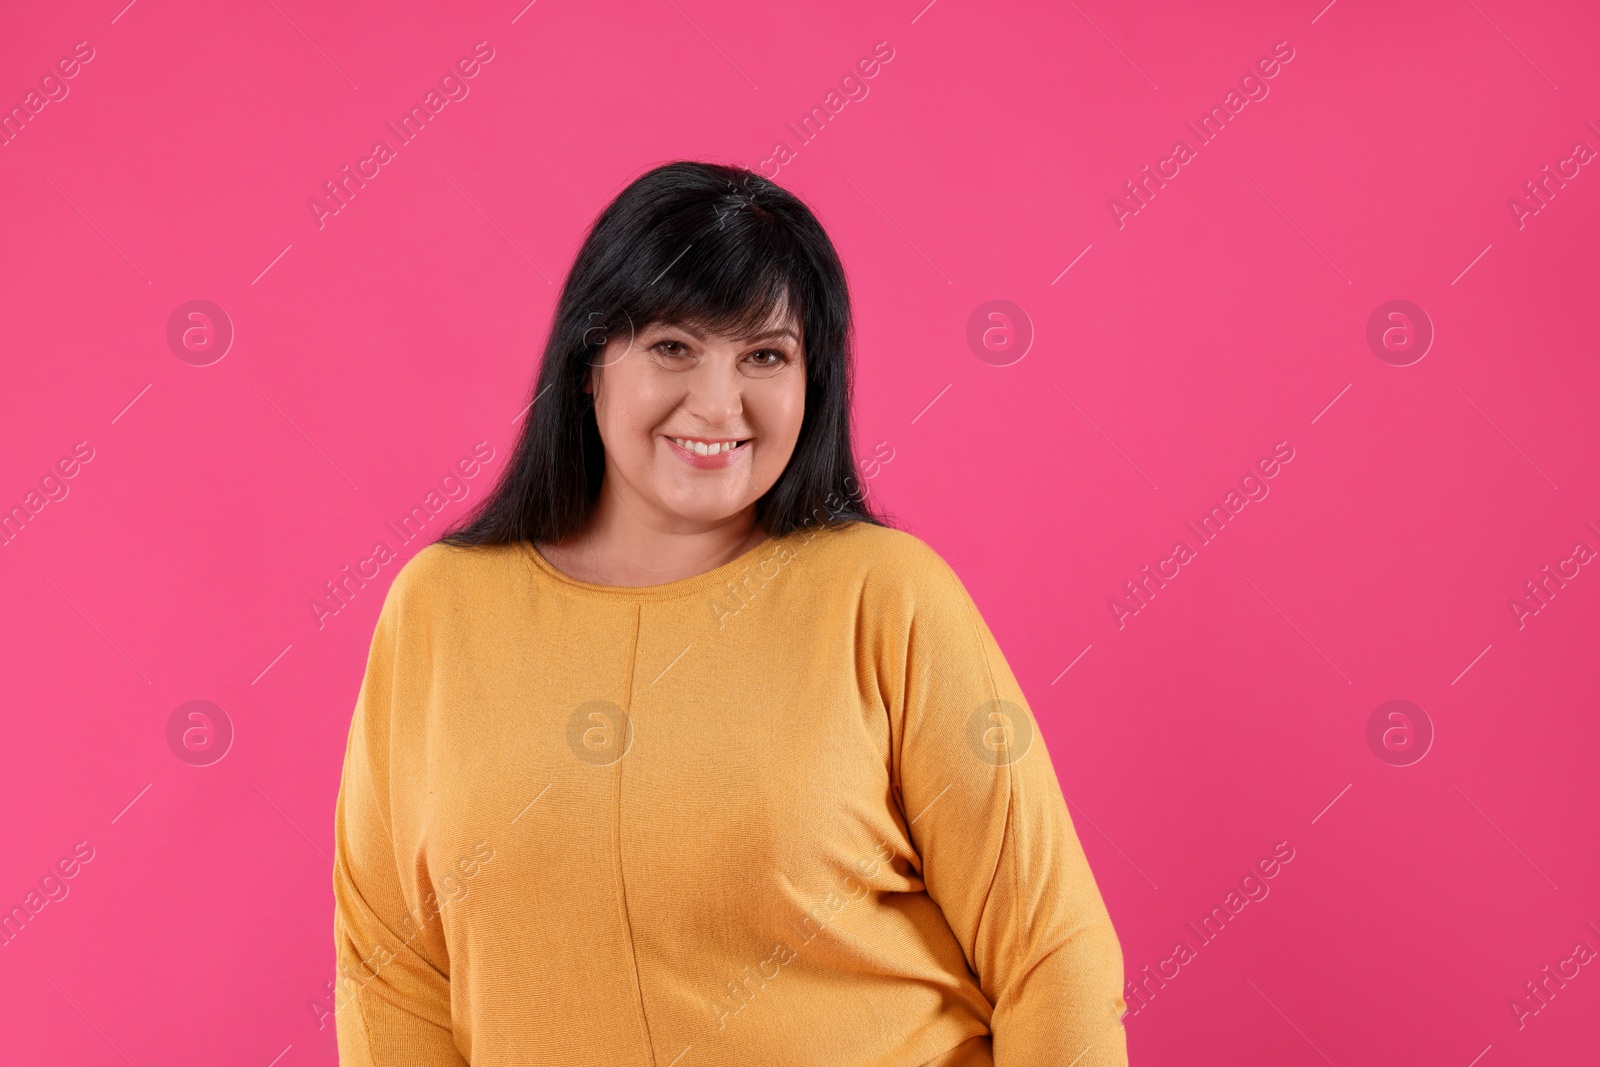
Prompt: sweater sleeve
<box><xmin>332</xmin><ymin>566</ymin><xmax>469</xmax><ymax>1066</ymax></box>
<box><xmin>892</xmin><ymin>552</ymin><xmax>1129</xmax><ymax>1067</ymax></box>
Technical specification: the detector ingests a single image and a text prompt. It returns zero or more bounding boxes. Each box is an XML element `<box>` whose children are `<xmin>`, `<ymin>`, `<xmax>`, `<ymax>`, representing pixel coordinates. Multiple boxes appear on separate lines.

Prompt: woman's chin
<box><xmin>652</xmin><ymin>488</ymin><xmax>756</xmax><ymax>527</ymax></box>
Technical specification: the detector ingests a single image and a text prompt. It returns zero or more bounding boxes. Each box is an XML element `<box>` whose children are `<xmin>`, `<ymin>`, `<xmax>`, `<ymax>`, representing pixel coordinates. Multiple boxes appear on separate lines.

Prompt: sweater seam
<box><xmin>352</xmin><ymin>978</ymin><xmax>380</xmax><ymax>1062</ymax></box>
<box><xmin>943</xmin><ymin>556</ymin><xmax>1019</xmax><ymax>1012</ymax></box>
<box><xmin>613</xmin><ymin>602</ymin><xmax>660</xmax><ymax>1067</ymax></box>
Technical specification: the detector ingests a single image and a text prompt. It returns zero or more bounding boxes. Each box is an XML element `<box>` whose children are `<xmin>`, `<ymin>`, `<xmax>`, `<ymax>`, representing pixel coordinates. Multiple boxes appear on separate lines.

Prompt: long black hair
<box><xmin>436</xmin><ymin>160</ymin><xmax>893</xmax><ymax>548</ymax></box>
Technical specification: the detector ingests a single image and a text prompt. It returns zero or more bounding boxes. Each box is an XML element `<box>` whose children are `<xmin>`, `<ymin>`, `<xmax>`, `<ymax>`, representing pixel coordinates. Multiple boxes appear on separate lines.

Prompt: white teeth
<box><xmin>671</xmin><ymin>437</ymin><xmax>742</xmax><ymax>455</ymax></box>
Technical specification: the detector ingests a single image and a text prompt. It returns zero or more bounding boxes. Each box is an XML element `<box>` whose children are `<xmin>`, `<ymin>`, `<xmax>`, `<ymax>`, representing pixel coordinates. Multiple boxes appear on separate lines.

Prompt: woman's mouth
<box><xmin>664</xmin><ymin>435</ymin><xmax>750</xmax><ymax>469</ymax></box>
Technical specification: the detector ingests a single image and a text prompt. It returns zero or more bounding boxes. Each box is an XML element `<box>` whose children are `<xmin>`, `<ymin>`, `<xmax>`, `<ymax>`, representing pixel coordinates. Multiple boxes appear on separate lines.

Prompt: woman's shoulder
<box><xmin>801</xmin><ymin>521</ymin><xmax>996</xmax><ymax>654</ymax></box>
<box><xmin>382</xmin><ymin>538</ymin><xmax>523</xmax><ymax>615</ymax></box>
<box><xmin>799</xmin><ymin>520</ymin><xmax>967</xmax><ymax>598</ymax></box>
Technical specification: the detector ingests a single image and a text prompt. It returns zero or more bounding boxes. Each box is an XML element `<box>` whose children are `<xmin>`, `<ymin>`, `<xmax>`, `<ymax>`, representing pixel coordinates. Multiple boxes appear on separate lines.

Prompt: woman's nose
<box><xmin>680</xmin><ymin>359</ymin><xmax>745</xmax><ymax>424</ymax></box>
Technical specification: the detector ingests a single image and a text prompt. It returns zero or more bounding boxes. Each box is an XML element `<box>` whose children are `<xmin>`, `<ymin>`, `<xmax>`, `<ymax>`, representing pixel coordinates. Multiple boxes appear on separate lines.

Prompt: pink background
<box><xmin>2</xmin><ymin>0</ymin><xmax>1598</xmax><ymax>1063</ymax></box>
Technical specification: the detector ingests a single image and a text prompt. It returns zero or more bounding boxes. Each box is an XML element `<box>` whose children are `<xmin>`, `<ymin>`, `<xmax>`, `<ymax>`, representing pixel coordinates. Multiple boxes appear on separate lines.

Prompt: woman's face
<box><xmin>585</xmin><ymin>306</ymin><xmax>806</xmax><ymax>530</ymax></box>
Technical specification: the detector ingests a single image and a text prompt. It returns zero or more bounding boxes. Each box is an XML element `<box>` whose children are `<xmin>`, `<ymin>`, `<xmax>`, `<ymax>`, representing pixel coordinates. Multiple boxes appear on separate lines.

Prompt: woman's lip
<box><xmin>664</xmin><ymin>436</ymin><xmax>749</xmax><ymax>469</ymax></box>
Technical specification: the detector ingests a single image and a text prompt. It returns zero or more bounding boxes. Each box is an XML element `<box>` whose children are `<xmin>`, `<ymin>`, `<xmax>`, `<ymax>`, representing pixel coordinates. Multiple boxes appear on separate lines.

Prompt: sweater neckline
<box><xmin>520</xmin><ymin>531</ymin><xmax>787</xmax><ymax>602</ymax></box>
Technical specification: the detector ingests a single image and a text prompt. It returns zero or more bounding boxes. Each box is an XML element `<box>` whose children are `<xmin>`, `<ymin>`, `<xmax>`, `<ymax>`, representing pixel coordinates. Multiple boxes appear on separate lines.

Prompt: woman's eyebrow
<box><xmin>746</xmin><ymin>326</ymin><xmax>800</xmax><ymax>342</ymax></box>
<box><xmin>669</xmin><ymin>323</ymin><xmax>800</xmax><ymax>343</ymax></box>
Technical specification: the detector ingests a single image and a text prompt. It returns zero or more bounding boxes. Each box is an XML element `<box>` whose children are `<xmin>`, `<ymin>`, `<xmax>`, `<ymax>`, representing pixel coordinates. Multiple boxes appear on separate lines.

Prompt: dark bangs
<box><xmin>436</xmin><ymin>160</ymin><xmax>893</xmax><ymax>549</ymax></box>
<box><xmin>581</xmin><ymin>172</ymin><xmax>811</xmax><ymax>352</ymax></box>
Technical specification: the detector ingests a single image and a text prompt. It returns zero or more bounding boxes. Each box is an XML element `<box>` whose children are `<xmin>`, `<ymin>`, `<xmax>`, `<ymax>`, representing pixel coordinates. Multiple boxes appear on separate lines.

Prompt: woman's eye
<box><xmin>749</xmin><ymin>349</ymin><xmax>785</xmax><ymax>366</ymax></box>
<box><xmin>652</xmin><ymin>340</ymin><xmax>688</xmax><ymax>356</ymax></box>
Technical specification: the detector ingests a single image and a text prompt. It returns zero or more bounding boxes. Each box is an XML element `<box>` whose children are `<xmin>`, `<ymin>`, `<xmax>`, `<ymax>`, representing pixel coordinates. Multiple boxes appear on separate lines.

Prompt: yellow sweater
<box><xmin>332</xmin><ymin>520</ymin><xmax>1129</xmax><ymax>1066</ymax></box>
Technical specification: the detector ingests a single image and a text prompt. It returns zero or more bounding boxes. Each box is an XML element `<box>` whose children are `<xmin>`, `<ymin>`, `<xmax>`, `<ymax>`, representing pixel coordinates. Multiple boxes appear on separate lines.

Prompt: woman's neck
<box><xmin>535</xmin><ymin>501</ymin><xmax>767</xmax><ymax>587</ymax></box>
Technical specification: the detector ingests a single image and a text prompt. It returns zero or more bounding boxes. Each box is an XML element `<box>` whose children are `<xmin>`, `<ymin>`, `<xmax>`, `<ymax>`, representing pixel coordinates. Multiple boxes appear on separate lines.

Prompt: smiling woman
<box><xmin>565</xmin><ymin>304</ymin><xmax>812</xmax><ymax>561</ymax></box>
<box><xmin>330</xmin><ymin>160</ymin><xmax>1130</xmax><ymax>1067</ymax></box>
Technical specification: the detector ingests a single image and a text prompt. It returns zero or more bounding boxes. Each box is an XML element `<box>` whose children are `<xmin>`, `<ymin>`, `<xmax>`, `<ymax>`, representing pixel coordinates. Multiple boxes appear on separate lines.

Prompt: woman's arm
<box><xmin>332</xmin><ymin>571</ymin><xmax>468</xmax><ymax>1066</ymax></box>
<box><xmin>891</xmin><ymin>550</ymin><xmax>1129</xmax><ymax>1067</ymax></box>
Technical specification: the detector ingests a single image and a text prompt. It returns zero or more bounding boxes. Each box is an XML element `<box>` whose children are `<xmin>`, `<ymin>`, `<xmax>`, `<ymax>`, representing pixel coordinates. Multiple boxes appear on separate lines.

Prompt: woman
<box><xmin>331</xmin><ymin>161</ymin><xmax>1129</xmax><ymax>1066</ymax></box>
